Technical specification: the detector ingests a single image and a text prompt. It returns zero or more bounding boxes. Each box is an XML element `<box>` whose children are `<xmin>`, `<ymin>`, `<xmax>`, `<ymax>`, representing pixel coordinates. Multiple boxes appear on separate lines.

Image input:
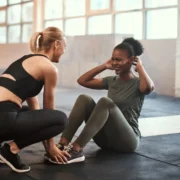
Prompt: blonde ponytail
<box><xmin>29</xmin><ymin>32</ymin><xmax>43</xmax><ymax>53</ymax></box>
<box><xmin>29</xmin><ymin>27</ymin><xmax>64</xmax><ymax>53</ymax></box>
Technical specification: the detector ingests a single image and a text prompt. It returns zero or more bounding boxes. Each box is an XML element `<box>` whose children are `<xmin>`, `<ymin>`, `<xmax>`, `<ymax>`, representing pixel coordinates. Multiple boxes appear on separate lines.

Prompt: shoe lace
<box><xmin>64</xmin><ymin>144</ymin><xmax>73</xmax><ymax>153</ymax></box>
<box><xmin>56</xmin><ymin>143</ymin><xmax>63</xmax><ymax>149</ymax></box>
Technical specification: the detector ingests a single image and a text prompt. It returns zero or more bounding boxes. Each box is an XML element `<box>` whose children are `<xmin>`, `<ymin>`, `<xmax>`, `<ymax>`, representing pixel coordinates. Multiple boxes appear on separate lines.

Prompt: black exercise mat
<box><xmin>27</xmin><ymin>152</ymin><xmax>180</xmax><ymax>180</ymax></box>
<box><xmin>2</xmin><ymin>152</ymin><xmax>180</xmax><ymax>180</ymax></box>
<box><xmin>0</xmin><ymin>165</ymin><xmax>32</xmax><ymax>180</ymax></box>
<box><xmin>19</xmin><ymin>135</ymin><xmax>100</xmax><ymax>165</ymax></box>
<box><xmin>136</xmin><ymin>133</ymin><xmax>180</xmax><ymax>166</ymax></box>
<box><xmin>1</xmin><ymin>134</ymin><xmax>180</xmax><ymax>180</ymax></box>
<box><xmin>16</xmin><ymin>133</ymin><xmax>180</xmax><ymax>167</ymax></box>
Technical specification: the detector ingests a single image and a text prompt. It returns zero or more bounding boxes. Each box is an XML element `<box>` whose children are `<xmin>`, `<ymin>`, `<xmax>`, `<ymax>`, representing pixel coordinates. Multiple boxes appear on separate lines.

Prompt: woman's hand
<box><xmin>104</xmin><ymin>59</ymin><xmax>114</xmax><ymax>70</ymax></box>
<box><xmin>48</xmin><ymin>145</ymin><xmax>70</xmax><ymax>164</ymax></box>
<box><xmin>133</xmin><ymin>56</ymin><xmax>143</xmax><ymax>72</ymax></box>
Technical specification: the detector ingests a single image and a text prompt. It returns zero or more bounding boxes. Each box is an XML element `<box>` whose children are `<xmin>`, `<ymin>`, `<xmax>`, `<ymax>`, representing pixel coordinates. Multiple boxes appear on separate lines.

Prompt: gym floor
<box><xmin>1</xmin><ymin>88</ymin><xmax>180</xmax><ymax>180</ymax></box>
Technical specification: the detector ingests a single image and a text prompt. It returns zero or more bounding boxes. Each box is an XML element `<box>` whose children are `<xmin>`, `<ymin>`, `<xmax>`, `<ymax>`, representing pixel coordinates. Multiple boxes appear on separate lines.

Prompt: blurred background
<box><xmin>0</xmin><ymin>0</ymin><xmax>179</xmax><ymax>97</ymax></box>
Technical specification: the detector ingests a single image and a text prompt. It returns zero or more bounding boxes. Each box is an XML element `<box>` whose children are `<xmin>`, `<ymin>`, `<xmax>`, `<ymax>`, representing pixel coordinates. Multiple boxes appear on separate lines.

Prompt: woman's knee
<box><xmin>76</xmin><ymin>94</ymin><xmax>94</xmax><ymax>105</ymax></box>
<box><xmin>53</xmin><ymin>110</ymin><xmax>68</xmax><ymax>130</ymax></box>
<box><xmin>97</xmin><ymin>97</ymin><xmax>115</xmax><ymax>108</ymax></box>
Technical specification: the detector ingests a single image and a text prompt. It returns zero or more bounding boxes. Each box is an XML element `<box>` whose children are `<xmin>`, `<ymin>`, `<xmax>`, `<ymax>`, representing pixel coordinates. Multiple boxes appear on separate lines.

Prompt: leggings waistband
<box><xmin>0</xmin><ymin>101</ymin><xmax>20</xmax><ymax>112</ymax></box>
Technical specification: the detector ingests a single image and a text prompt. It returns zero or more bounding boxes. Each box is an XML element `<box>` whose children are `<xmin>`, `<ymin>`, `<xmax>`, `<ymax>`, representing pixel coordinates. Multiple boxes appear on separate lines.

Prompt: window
<box><xmin>0</xmin><ymin>0</ymin><xmax>7</xmax><ymax>7</ymax></box>
<box><xmin>8</xmin><ymin>5</ymin><xmax>21</xmax><ymax>24</ymax></box>
<box><xmin>65</xmin><ymin>18</ymin><xmax>85</xmax><ymax>36</ymax></box>
<box><xmin>22</xmin><ymin>2</ymin><xmax>33</xmax><ymax>22</ymax></box>
<box><xmin>44</xmin><ymin>0</ymin><xmax>63</xmax><ymax>20</ymax></box>
<box><xmin>45</xmin><ymin>20</ymin><xmax>63</xmax><ymax>30</ymax></box>
<box><xmin>22</xmin><ymin>24</ymin><xmax>32</xmax><ymax>43</ymax></box>
<box><xmin>0</xmin><ymin>10</ymin><xmax>6</xmax><ymax>24</ymax></box>
<box><xmin>114</xmin><ymin>0</ymin><xmax>142</xmax><ymax>11</ymax></box>
<box><xmin>145</xmin><ymin>0</ymin><xmax>178</xmax><ymax>8</ymax></box>
<box><xmin>88</xmin><ymin>15</ymin><xmax>112</xmax><ymax>34</ymax></box>
<box><xmin>8</xmin><ymin>25</ymin><xmax>21</xmax><ymax>43</ymax></box>
<box><xmin>146</xmin><ymin>8</ymin><xmax>177</xmax><ymax>39</ymax></box>
<box><xmin>8</xmin><ymin>0</ymin><xmax>21</xmax><ymax>4</ymax></box>
<box><xmin>44</xmin><ymin>0</ymin><xmax>64</xmax><ymax>31</ymax></box>
<box><xmin>115</xmin><ymin>12</ymin><xmax>143</xmax><ymax>39</ymax></box>
<box><xmin>7</xmin><ymin>1</ymin><xmax>33</xmax><ymax>43</ymax></box>
<box><xmin>65</xmin><ymin>0</ymin><xmax>85</xmax><ymax>17</ymax></box>
<box><xmin>0</xmin><ymin>27</ymin><xmax>6</xmax><ymax>43</ymax></box>
<box><xmin>0</xmin><ymin>1</ymin><xmax>7</xmax><ymax>43</ymax></box>
<box><xmin>90</xmin><ymin>0</ymin><xmax>110</xmax><ymax>10</ymax></box>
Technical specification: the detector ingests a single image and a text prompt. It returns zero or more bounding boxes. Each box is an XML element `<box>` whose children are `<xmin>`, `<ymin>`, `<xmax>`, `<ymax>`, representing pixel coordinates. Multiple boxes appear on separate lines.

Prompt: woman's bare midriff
<box><xmin>0</xmin><ymin>74</ymin><xmax>22</xmax><ymax>108</ymax></box>
<box><xmin>0</xmin><ymin>86</ymin><xmax>22</xmax><ymax>108</ymax></box>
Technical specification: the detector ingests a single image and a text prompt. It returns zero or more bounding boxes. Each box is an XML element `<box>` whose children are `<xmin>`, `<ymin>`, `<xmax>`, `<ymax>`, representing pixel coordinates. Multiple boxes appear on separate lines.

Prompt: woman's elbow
<box><xmin>77</xmin><ymin>78</ymin><xmax>82</xmax><ymax>85</ymax></box>
<box><xmin>77</xmin><ymin>78</ymin><xmax>86</xmax><ymax>87</ymax></box>
<box><xmin>141</xmin><ymin>85</ymin><xmax>154</xmax><ymax>95</ymax></box>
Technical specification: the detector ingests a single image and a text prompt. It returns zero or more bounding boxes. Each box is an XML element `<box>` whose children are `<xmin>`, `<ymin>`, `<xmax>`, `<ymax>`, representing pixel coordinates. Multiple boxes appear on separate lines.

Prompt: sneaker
<box><xmin>0</xmin><ymin>144</ymin><xmax>4</xmax><ymax>163</ymax></box>
<box><xmin>45</xmin><ymin>144</ymin><xmax>85</xmax><ymax>165</ymax></box>
<box><xmin>44</xmin><ymin>143</ymin><xmax>65</xmax><ymax>163</ymax></box>
<box><xmin>0</xmin><ymin>143</ymin><xmax>30</xmax><ymax>173</ymax></box>
<box><xmin>63</xmin><ymin>144</ymin><xmax>85</xmax><ymax>164</ymax></box>
<box><xmin>0</xmin><ymin>158</ymin><xmax>4</xmax><ymax>163</ymax></box>
<box><xmin>56</xmin><ymin>143</ymin><xmax>66</xmax><ymax>151</ymax></box>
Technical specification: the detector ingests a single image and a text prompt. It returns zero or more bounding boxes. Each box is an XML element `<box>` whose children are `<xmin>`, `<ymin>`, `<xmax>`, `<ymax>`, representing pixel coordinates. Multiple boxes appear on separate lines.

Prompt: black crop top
<box><xmin>0</xmin><ymin>54</ymin><xmax>47</xmax><ymax>102</ymax></box>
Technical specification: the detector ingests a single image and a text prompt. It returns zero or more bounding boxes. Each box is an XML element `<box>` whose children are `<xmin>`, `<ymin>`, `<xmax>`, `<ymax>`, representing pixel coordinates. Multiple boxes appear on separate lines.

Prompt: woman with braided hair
<box><xmin>45</xmin><ymin>37</ymin><xmax>154</xmax><ymax>164</ymax></box>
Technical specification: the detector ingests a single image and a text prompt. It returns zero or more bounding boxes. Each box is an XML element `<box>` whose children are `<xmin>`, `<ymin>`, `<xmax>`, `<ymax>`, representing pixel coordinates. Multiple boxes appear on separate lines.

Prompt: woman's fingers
<box><xmin>57</xmin><ymin>155</ymin><xmax>66</xmax><ymax>164</ymax></box>
<box><xmin>54</xmin><ymin>156</ymin><xmax>60</xmax><ymax>163</ymax></box>
<box><xmin>63</xmin><ymin>151</ymin><xmax>71</xmax><ymax>158</ymax></box>
<box><xmin>60</xmin><ymin>154</ymin><xmax>68</xmax><ymax>162</ymax></box>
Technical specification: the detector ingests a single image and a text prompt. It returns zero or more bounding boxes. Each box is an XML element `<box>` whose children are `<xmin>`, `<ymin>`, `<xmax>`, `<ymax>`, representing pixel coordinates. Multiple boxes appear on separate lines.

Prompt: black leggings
<box><xmin>0</xmin><ymin>101</ymin><xmax>68</xmax><ymax>149</ymax></box>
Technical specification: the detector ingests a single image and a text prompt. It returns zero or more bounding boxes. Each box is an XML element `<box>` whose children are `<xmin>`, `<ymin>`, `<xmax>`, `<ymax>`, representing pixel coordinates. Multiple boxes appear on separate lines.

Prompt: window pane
<box><xmin>0</xmin><ymin>10</ymin><xmax>6</xmax><ymax>24</ymax></box>
<box><xmin>65</xmin><ymin>18</ymin><xmax>85</xmax><ymax>36</ymax></box>
<box><xmin>146</xmin><ymin>8</ymin><xmax>177</xmax><ymax>39</ymax></box>
<box><xmin>22</xmin><ymin>24</ymin><xmax>33</xmax><ymax>43</ymax></box>
<box><xmin>65</xmin><ymin>0</ymin><xmax>85</xmax><ymax>17</ymax></box>
<box><xmin>8</xmin><ymin>0</ymin><xmax>21</xmax><ymax>4</ymax></box>
<box><xmin>114</xmin><ymin>0</ymin><xmax>142</xmax><ymax>11</ymax></box>
<box><xmin>0</xmin><ymin>27</ymin><xmax>6</xmax><ymax>43</ymax></box>
<box><xmin>22</xmin><ymin>2</ymin><xmax>33</xmax><ymax>22</ymax></box>
<box><xmin>90</xmin><ymin>0</ymin><xmax>110</xmax><ymax>10</ymax></box>
<box><xmin>8</xmin><ymin>25</ymin><xmax>21</xmax><ymax>43</ymax></box>
<box><xmin>44</xmin><ymin>0</ymin><xmax>63</xmax><ymax>20</ymax></box>
<box><xmin>88</xmin><ymin>15</ymin><xmax>112</xmax><ymax>34</ymax></box>
<box><xmin>0</xmin><ymin>0</ymin><xmax>7</xmax><ymax>7</ymax></box>
<box><xmin>115</xmin><ymin>12</ymin><xmax>142</xmax><ymax>39</ymax></box>
<box><xmin>145</xmin><ymin>0</ymin><xmax>177</xmax><ymax>8</ymax></box>
<box><xmin>45</xmin><ymin>20</ymin><xmax>63</xmax><ymax>31</ymax></box>
<box><xmin>8</xmin><ymin>5</ymin><xmax>21</xmax><ymax>24</ymax></box>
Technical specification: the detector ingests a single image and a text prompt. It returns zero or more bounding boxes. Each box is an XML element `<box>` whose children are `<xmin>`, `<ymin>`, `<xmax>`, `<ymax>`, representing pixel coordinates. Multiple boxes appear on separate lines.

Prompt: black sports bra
<box><xmin>0</xmin><ymin>54</ymin><xmax>47</xmax><ymax>102</ymax></box>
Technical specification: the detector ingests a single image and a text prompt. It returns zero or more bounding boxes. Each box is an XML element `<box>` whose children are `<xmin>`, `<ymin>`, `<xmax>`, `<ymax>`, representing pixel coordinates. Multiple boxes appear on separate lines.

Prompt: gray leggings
<box><xmin>62</xmin><ymin>94</ymin><xmax>140</xmax><ymax>152</ymax></box>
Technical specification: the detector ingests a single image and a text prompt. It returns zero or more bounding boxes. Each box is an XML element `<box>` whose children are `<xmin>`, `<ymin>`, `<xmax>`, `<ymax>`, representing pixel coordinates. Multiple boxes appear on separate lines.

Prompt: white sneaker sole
<box><xmin>0</xmin><ymin>158</ymin><xmax>4</xmax><ymax>163</ymax></box>
<box><xmin>0</xmin><ymin>154</ymin><xmax>30</xmax><ymax>173</ymax></box>
<box><xmin>66</xmin><ymin>156</ymin><xmax>85</xmax><ymax>164</ymax></box>
<box><xmin>45</xmin><ymin>155</ymin><xmax>85</xmax><ymax>165</ymax></box>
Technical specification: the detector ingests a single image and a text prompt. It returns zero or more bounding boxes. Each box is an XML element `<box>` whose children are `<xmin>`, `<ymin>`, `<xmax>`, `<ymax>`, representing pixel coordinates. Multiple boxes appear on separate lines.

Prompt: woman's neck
<box><xmin>119</xmin><ymin>71</ymin><xmax>135</xmax><ymax>81</ymax></box>
<box><xmin>36</xmin><ymin>50</ymin><xmax>52</xmax><ymax>60</ymax></box>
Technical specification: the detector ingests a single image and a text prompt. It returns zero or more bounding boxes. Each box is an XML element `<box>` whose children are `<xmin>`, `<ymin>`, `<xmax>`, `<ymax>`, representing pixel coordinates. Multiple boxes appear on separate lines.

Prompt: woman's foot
<box><xmin>46</xmin><ymin>144</ymin><xmax>85</xmax><ymax>164</ymax></box>
<box><xmin>0</xmin><ymin>143</ymin><xmax>30</xmax><ymax>173</ymax></box>
<box><xmin>0</xmin><ymin>144</ymin><xmax>4</xmax><ymax>163</ymax></box>
<box><xmin>44</xmin><ymin>143</ymin><xmax>66</xmax><ymax>163</ymax></box>
<box><xmin>63</xmin><ymin>144</ymin><xmax>85</xmax><ymax>164</ymax></box>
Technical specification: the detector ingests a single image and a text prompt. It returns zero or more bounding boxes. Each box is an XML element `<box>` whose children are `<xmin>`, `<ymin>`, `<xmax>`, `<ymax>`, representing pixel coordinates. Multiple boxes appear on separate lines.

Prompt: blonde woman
<box><xmin>0</xmin><ymin>27</ymin><xmax>69</xmax><ymax>173</ymax></box>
